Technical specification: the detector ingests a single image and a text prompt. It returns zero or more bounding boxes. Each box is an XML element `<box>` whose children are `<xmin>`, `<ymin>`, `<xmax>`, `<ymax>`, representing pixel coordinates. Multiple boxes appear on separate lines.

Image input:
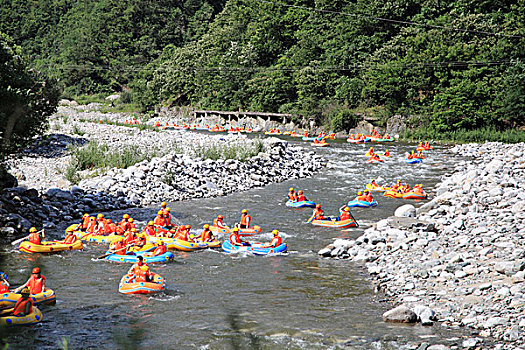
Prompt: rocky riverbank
<box><xmin>319</xmin><ymin>142</ymin><xmax>525</xmax><ymax>349</ymax></box>
<box><xmin>1</xmin><ymin>105</ymin><xmax>326</xmax><ymax>241</ymax></box>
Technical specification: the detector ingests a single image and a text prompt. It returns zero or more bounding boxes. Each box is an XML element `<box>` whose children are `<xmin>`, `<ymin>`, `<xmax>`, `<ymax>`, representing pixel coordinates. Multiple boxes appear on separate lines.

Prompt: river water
<box><xmin>2</xmin><ymin>139</ymin><xmax>466</xmax><ymax>349</ymax></box>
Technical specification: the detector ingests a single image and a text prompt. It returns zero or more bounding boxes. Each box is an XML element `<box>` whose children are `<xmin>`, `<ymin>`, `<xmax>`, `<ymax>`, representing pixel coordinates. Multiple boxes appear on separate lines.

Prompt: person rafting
<box><xmin>338</xmin><ymin>207</ymin><xmax>352</xmax><ymax>221</ymax></box>
<box><xmin>128</xmin><ymin>256</ymin><xmax>147</xmax><ymax>276</ymax></box>
<box><xmin>239</xmin><ymin>209</ymin><xmax>251</xmax><ymax>229</ymax></box>
<box><xmin>154</xmin><ymin>210</ymin><xmax>167</xmax><ymax>227</ymax></box>
<box><xmin>152</xmin><ymin>241</ymin><xmax>167</xmax><ymax>256</ymax></box>
<box><xmin>263</xmin><ymin>230</ymin><xmax>282</xmax><ymax>248</ymax></box>
<box><xmin>384</xmin><ymin>149</ymin><xmax>390</xmax><ymax>157</ymax></box>
<box><xmin>288</xmin><ymin>187</ymin><xmax>298</xmax><ymax>202</ymax></box>
<box><xmin>366</xmin><ymin>146</ymin><xmax>374</xmax><ymax>157</ymax></box>
<box><xmin>369</xmin><ymin>153</ymin><xmax>382</xmax><ymax>162</ymax></box>
<box><xmin>200</xmin><ymin>224</ymin><xmax>215</xmax><ymax>242</ymax></box>
<box><xmin>110</xmin><ymin>237</ymin><xmax>129</xmax><ymax>255</ymax></box>
<box><xmin>413</xmin><ymin>184</ymin><xmax>425</xmax><ymax>194</ymax></box>
<box><xmin>63</xmin><ymin>230</ymin><xmax>78</xmax><ymax>244</ymax></box>
<box><xmin>119</xmin><ymin>214</ymin><xmax>131</xmax><ymax>232</ymax></box>
<box><xmin>229</xmin><ymin>227</ymin><xmax>248</xmax><ymax>246</ymax></box>
<box><xmin>392</xmin><ymin>180</ymin><xmax>402</xmax><ymax>190</ymax></box>
<box><xmin>0</xmin><ymin>288</ymin><xmax>32</xmax><ymax>317</ymax></box>
<box><xmin>213</xmin><ymin>215</ymin><xmax>226</xmax><ymax>228</ymax></box>
<box><xmin>174</xmin><ymin>225</ymin><xmax>192</xmax><ymax>241</ymax></box>
<box><xmin>296</xmin><ymin>190</ymin><xmax>307</xmax><ymax>202</ymax></box>
<box><xmin>160</xmin><ymin>201</ymin><xmax>167</xmax><ymax>214</ymax></box>
<box><xmin>364</xmin><ymin>189</ymin><xmax>373</xmax><ymax>202</ymax></box>
<box><xmin>416</xmin><ymin>150</ymin><xmax>425</xmax><ymax>159</ymax></box>
<box><xmin>143</xmin><ymin>221</ymin><xmax>156</xmax><ymax>236</ymax></box>
<box><xmin>402</xmin><ymin>183</ymin><xmax>411</xmax><ymax>193</ymax></box>
<box><xmin>0</xmin><ymin>272</ymin><xmax>10</xmax><ymax>293</ymax></box>
<box><xmin>15</xmin><ymin>267</ymin><xmax>46</xmax><ymax>294</ymax></box>
<box><xmin>27</xmin><ymin>227</ymin><xmax>43</xmax><ymax>245</ymax></box>
<box><xmin>369</xmin><ymin>179</ymin><xmax>379</xmax><ymax>189</ymax></box>
<box><xmin>80</xmin><ymin>213</ymin><xmax>91</xmax><ymax>230</ymax></box>
<box><xmin>86</xmin><ymin>217</ymin><xmax>97</xmax><ymax>233</ymax></box>
<box><xmin>95</xmin><ymin>214</ymin><xmax>108</xmax><ymax>235</ymax></box>
<box><xmin>311</xmin><ymin>204</ymin><xmax>325</xmax><ymax>220</ymax></box>
<box><xmin>124</xmin><ymin>228</ymin><xmax>137</xmax><ymax>245</ymax></box>
<box><xmin>164</xmin><ymin>207</ymin><xmax>173</xmax><ymax>227</ymax></box>
<box><xmin>407</xmin><ymin>150</ymin><xmax>416</xmax><ymax>159</ymax></box>
<box><xmin>355</xmin><ymin>191</ymin><xmax>367</xmax><ymax>202</ymax></box>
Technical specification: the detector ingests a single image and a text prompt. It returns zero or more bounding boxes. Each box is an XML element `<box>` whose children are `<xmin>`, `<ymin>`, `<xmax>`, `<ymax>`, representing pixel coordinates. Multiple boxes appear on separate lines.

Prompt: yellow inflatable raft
<box><xmin>147</xmin><ymin>237</ymin><xmax>220</xmax><ymax>251</ymax></box>
<box><xmin>19</xmin><ymin>240</ymin><xmax>83</xmax><ymax>254</ymax></box>
<box><xmin>0</xmin><ymin>306</ymin><xmax>43</xmax><ymax>326</ymax></box>
<box><xmin>0</xmin><ymin>289</ymin><xmax>56</xmax><ymax>307</ymax></box>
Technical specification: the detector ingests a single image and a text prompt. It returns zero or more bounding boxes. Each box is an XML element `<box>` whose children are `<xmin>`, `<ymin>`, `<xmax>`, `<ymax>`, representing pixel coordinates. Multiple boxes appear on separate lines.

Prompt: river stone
<box><xmin>394</xmin><ymin>204</ymin><xmax>416</xmax><ymax>218</ymax></box>
<box><xmin>462</xmin><ymin>338</ymin><xmax>481</xmax><ymax>349</ymax></box>
<box><xmin>382</xmin><ymin>304</ymin><xmax>417</xmax><ymax>323</ymax></box>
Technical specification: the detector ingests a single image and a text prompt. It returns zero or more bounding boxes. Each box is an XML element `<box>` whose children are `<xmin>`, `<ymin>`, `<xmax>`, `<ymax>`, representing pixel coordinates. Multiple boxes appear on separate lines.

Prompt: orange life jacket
<box><xmin>201</xmin><ymin>229</ymin><xmax>212</xmax><ymax>242</ymax></box>
<box><xmin>313</xmin><ymin>209</ymin><xmax>324</xmax><ymax>220</ymax></box>
<box><xmin>144</xmin><ymin>226</ymin><xmax>156</xmax><ymax>237</ymax></box>
<box><xmin>86</xmin><ymin>221</ymin><xmax>96</xmax><ymax>233</ymax></box>
<box><xmin>81</xmin><ymin>216</ymin><xmax>91</xmax><ymax>230</ymax></box>
<box><xmin>154</xmin><ymin>215</ymin><xmax>166</xmax><ymax>227</ymax></box>
<box><xmin>27</xmin><ymin>275</ymin><xmax>45</xmax><ymax>294</ymax></box>
<box><xmin>153</xmin><ymin>245</ymin><xmax>167</xmax><ymax>256</ymax></box>
<box><xmin>213</xmin><ymin>218</ymin><xmax>224</xmax><ymax>227</ymax></box>
<box><xmin>339</xmin><ymin>211</ymin><xmax>351</xmax><ymax>221</ymax></box>
<box><xmin>124</xmin><ymin>232</ymin><xmax>136</xmax><ymax>245</ymax></box>
<box><xmin>229</xmin><ymin>232</ymin><xmax>241</xmax><ymax>245</ymax></box>
<box><xmin>108</xmin><ymin>222</ymin><xmax>117</xmax><ymax>234</ymax></box>
<box><xmin>297</xmin><ymin>194</ymin><xmax>305</xmax><ymax>202</ymax></box>
<box><xmin>134</xmin><ymin>270</ymin><xmax>147</xmax><ymax>283</ymax></box>
<box><xmin>384</xmin><ymin>150</ymin><xmax>390</xmax><ymax>156</ymax></box>
<box><xmin>13</xmin><ymin>298</ymin><xmax>32</xmax><ymax>316</ymax></box>
<box><xmin>0</xmin><ymin>281</ymin><xmax>9</xmax><ymax>293</ymax></box>
<box><xmin>269</xmin><ymin>236</ymin><xmax>282</xmax><ymax>247</ymax></box>
<box><xmin>63</xmin><ymin>233</ymin><xmax>77</xmax><ymax>244</ymax></box>
<box><xmin>28</xmin><ymin>232</ymin><xmax>41</xmax><ymax>245</ymax></box>
<box><xmin>288</xmin><ymin>192</ymin><xmax>297</xmax><ymax>201</ymax></box>
<box><xmin>240</xmin><ymin>214</ymin><xmax>251</xmax><ymax>227</ymax></box>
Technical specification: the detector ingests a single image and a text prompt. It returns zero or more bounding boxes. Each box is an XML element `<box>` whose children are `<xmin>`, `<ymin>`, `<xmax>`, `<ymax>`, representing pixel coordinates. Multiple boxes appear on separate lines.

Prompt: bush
<box><xmin>192</xmin><ymin>139</ymin><xmax>264</xmax><ymax>162</ymax></box>
<box><xmin>120</xmin><ymin>90</ymin><xmax>132</xmax><ymax>104</ymax></box>
<box><xmin>330</xmin><ymin>109</ymin><xmax>360</xmax><ymax>133</ymax></box>
<box><xmin>401</xmin><ymin>126</ymin><xmax>525</xmax><ymax>144</ymax></box>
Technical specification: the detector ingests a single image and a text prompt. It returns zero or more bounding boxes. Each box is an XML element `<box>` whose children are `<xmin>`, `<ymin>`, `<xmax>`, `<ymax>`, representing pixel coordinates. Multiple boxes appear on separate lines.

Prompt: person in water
<box><xmin>239</xmin><ymin>209</ymin><xmax>251</xmax><ymax>229</ymax></box>
<box><xmin>263</xmin><ymin>230</ymin><xmax>283</xmax><ymax>248</ymax></box>
<box><xmin>0</xmin><ymin>288</ymin><xmax>32</xmax><ymax>317</ymax></box>
<box><xmin>229</xmin><ymin>227</ymin><xmax>248</xmax><ymax>246</ymax></box>
<box><xmin>384</xmin><ymin>149</ymin><xmax>390</xmax><ymax>157</ymax></box>
<box><xmin>15</xmin><ymin>267</ymin><xmax>46</xmax><ymax>294</ymax></box>
<box><xmin>288</xmin><ymin>187</ymin><xmax>298</xmax><ymax>202</ymax></box>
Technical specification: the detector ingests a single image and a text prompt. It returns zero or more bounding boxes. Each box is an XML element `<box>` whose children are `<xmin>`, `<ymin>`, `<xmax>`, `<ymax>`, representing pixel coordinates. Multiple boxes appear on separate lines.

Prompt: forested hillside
<box><xmin>2</xmin><ymin>0</ymin><xmax>524</xmax><ymax>133</ymax></box>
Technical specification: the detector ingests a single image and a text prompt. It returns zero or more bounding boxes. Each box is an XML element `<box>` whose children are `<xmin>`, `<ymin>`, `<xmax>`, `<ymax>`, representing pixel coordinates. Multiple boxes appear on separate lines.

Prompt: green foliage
<box><xmin>192</xmin><ymin>139</ymin><xmax>265</xmax><ymax>161</ymax></box>
<box><xmin>330</xmin><ymin>108</ymin><xmax>360</xmax><ymax>132</ymax></box>
<box><xmin>401</xmin><ymin>126</ymin><xmax>525</xmax><ymax>143</ymax></box>
<box><xmin>0</xmin><ymin>32</ymin><xmax>60</xmax><ymax>158</ymax></box>
<box><xmin>72</xmin><ymin>125</ymin><xmax>85</xmax><ymax>136</ymax></box>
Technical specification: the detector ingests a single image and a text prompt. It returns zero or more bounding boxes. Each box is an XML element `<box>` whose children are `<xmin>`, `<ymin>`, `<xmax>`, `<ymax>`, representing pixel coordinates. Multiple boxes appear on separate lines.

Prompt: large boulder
<box><xmin>382</xmin><ymin>304</ymin><xmax>417</xmax><ymax>323</ymax></box>
<box><xmin>394</xmin><ymin>204</ymin><xmax>416</xmax><ymax>218</ymax></box>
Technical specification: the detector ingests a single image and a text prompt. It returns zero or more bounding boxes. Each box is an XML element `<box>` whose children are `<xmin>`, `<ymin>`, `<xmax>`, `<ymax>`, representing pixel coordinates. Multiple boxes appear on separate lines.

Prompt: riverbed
<box><xmin>2</xmin><ymin>139</ymin><xmax>468</xmax><ymax>349</ymax></box>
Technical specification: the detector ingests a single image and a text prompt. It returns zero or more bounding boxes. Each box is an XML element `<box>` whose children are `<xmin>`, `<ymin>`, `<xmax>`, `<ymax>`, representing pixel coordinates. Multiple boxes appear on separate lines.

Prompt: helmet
<box><xmin>158</xmin><ymin>210</ymin><xmax>163</xmax><ymax>215</ymax></box>
<box><xmin>148</xmin><ymin>221</ymin><xmax>154</xmax><ymax>226</ymax></box>
<box><xmin>97</xmin><ymin>214</ymin><xmax>104</xmax><ymax>218</ymax></box>
<box><xmin>107</xmin><ymin>219</ymin><xmax>112</xmax><ymax>223</ymax></box>
<box><xmin>161</xmin><ymin>201</ymin><xmax>167</xmax><ymax>207</ymax></box>
<box><xmin>139</xmin><ymin>233</ymin><xmax>146</xmax><ymax>238</ymax></box>
<box><xmin>20</xmin><ymin>288</ymin><xmax>30</xmax><ymax>295</ymax></box>
<box><xmin>140</xmin><ymin>265</ymin><xmax>150</xmax><ymax>272</ymax></box>
<box><xmin>131</xmin><ymin>228</ymin><xmax>137</xmax><ymax>233</ymax></box>
<box><xmin>165</xmin><ymin>207</ymin><xmax>171</xmax><ymax>212</ymax></box>
<box><xmin>185</xmin><ymin>225</ymin><xmax>191</xmax><ymax>229</ymax></box>
<box><xmin>117</xmin><ymin>237</ymin><xmax>124</xmax><ymax>242</ymax></box>
<box><xmin>316</xmin><ymin>204</ymin><xmax>321</xmax><ymax>208</ymax></box>
<box><xmin>232</xmin><ymin>227</ymin><xmax>239</xmax><ymax>232</ymax></box>
<box><xmin>364</xmin><ymin>189</ymin><xmax>369</xmax><ymax>193</ymax></box>
<box><xmin>29</xmin><ymin>227</ymin><xmax>37</xmax><ymax>233</ymax></box>
<box><xmin>90</xmin><ymin>217</ymin><xmax>95</xmax><ymax>221</ymax></box>
<box><xmin>272</xmin><ymin>229</ymin><xmax>279</xmax><ymax>235</ymax></box>
<box><xmin>289</xmin><ymin>187</ymin><xmax>294</xmax><ymax>191</ymax></box>
<box><xmin>371</xmin><ymin>179</ymin><xmax>375</xmax><ymax>182</ymax></box>
<box><xmin>344</xmin><ymin>207</ymin><xmax>350</xmax><ymax>212</ymax></box>
<box><xmin>241</xmin><ymin>209</ymin><xmax>247</xmax><ymax>214</ymax></box>
<box><xmin>123</xmin><ymin>214</ymin><xmax>130</xmax><ymax>219</ymax></box>
<box><xmin>385</xmin><ymin>149</ymin><xmax>389</xmax><ymax>152</ymax></box>
<box><xmin>358</xmin><ymin>191</ymin><xmax>362</xmax><ymax>195</ymax></box>
<box><xmin>83</xmin><ymin>213</ymin><xmax>89</xmax><ymax>218</ymax></box>
<box><xmin>129</xmin><ymin>218</ymin><xmax>134</xmax><ymax>223</ymax></box>
<box><xmin>203</xmin><ymin>224</ymin><xmax>209</xmax><ymax>229</ymax></box>
<box><xmin>32</xmin><ymin>267</ymin><xmax>40</xmax><ymax>274</ymax></box>
<box><xmin>298</xmin><ymin>190</ymin><xmax>303</xmax><ymax>194</ymax></box>
<box><xmin>397</xmin><ymin>179</ymin><xmax>401</xmax><ymax>182</ymax></box>
<box><xmin>218</xmin><ymin>215</ymin><xmax>223</xmax><ymax>219</ymax></box>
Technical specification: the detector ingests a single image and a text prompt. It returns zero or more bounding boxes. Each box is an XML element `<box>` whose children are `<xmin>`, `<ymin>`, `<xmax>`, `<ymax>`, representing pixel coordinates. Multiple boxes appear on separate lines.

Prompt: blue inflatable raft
<box><xmin>406</xmin><ymin>158</ymin><xmax>422</xmax><ymax>164</ymax></box>
<box><xmin>221</xmin><ymin>241</ymin><xmax>287</xmax><ymax>256</ymax></box>
<box><xmin>104</xmin><ymin>251</ymin><xmax>174</xmax><ymax>263</ymax></box>
<box><xmin>285</xmin><ymin>200</ymin><xmax>316</xmax><ymax>208</ymax></box>
<box><xmin>347</xmin><ymin>199</ymin><xmax>378</xmax><ymax>208</ymax></box>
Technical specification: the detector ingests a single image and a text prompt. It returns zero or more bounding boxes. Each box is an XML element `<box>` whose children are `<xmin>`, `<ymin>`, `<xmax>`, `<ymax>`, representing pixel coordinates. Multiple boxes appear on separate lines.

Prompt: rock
<box><xmin>394</xmin><ymin>204</ymin><xmax>416</xmax><ymax>218</ymax></box>
<box><xmin>318</xmin><ymin>245</ymin><xmax>334</xmax><ymax>257</ymax></box>
<box><xmin>382</xmin><ymin>304</ymin><xmax>417</xmax><ymax>323</ymax></box>
<box><xmin>483</xmin><ymin>317</ymin><xmax>507</xmax><ymax>328</ymax></box>
<box><xmin>413</xmin><ymin>305</ymin><xmax>436</xmax><ymax>326</ymax></box>
<box><xmin>462</xmin><ymin>338</ymin><xmax>481</xmax><ymax>349</ymax></box>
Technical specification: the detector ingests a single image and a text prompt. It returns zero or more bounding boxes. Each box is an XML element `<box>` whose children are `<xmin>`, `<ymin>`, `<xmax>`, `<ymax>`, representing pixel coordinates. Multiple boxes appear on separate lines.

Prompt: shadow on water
<box><xmin>227</xmin><ymin>310</ymin><xmax>261</xmax><ymax>350</ymax></box>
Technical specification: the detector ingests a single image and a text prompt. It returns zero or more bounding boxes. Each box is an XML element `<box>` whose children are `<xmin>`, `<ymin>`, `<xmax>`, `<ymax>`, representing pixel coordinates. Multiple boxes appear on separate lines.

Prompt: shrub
<box><xmin>330</xmin><ymin>109</ymin><xmax>360</xmax><ymax>133</ymax></box>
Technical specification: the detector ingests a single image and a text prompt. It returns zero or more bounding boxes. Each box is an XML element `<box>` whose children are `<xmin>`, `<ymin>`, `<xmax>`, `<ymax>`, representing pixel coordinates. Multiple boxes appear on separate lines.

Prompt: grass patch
<box><xmin>401</xmin><ymin>126</ymin><xmax>525</xmax><ymax>144</ymax></box>
<box><xmin>192</xmin><ymin>139</ymin><xmax>264</xmax><ymax>161</ymax></box>
<box><xmin>72</xmin><ymin>124</ymin><xmax>85</xmax><ymax>136</ymax></box>
<box><xmin>65</xmin><ymin>141</ymin><xmax>162</xmax><ymax>184</ymax></box>
<box><xmin>74</xmin><ymin>93</ymin><xmax>107</xmax><ymax>105</ymax></box>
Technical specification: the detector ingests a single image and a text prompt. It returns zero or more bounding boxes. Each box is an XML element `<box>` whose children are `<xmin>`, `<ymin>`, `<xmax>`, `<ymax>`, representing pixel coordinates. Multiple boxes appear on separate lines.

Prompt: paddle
<box><xmin>11</xmin><ymin>229</ymin><xmax>44</xmax><ymax>246</ymax></box>
<box><xmin>97</xmin><ymin>243</ymin><xmax>135</xmax><ymax>259</ymax></box>
<box><xmin>306</xmin><ymin>214</ymin><xmax>315</xmax><ymax>224</ymax></box>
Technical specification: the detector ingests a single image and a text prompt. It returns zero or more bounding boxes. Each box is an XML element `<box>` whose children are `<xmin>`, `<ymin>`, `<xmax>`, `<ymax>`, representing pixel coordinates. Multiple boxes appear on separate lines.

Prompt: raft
<box><xmin>383</xmin><ymin>190</ymin><xmax>404</xmax><ymax>198</ymax></box>
<box><xmin>104</xmin><ymin>251</ymin><xmax>174</xmax><ymax>263</ymax></box>
<box><xmin>416</xmin><ymin>146</ymin><xmax>433</xmax><ymax>151</ymax></box>
<box><xmin>366</xmin><ymin>158</ymin><xmax>383</xmax><ymax>163</ymax></box>
<box><xmin>366</xmin><ymin>184</ymin><xmax>391</xmax><ymax>192</ymax></box>
<box><xmin>118</xmin><ymin>273</ymin><xmax>166</xmax><ymax>295</ymax></box>
<box><xmin>373</xmin><ymin>137</ymin><xmax>394</xmax><ymax>142</ymax></box>
<box><xmin>311</xmin><ymin>218</ymin><xmax>357</xmax><ymax>228</ymax></box>
<box><xmin>406</xmin><ymin>158</ymin><xmax>422</xmax><ymax>164</ymax></box>
<box><xmin>285</xmin><ymin>200</ymin><xmax>316</xmax><ymax>208</ymax></box>
<box><xmin>402</xmin><ymin>191</ymin><xmax>428</xmax><ymax>200</ymax></box>
<box><xmin>0</xmin><ymin>289</ymin><xmax>56</xmax><ymax>308</ymax></box>
<box><xmin>209</xmin><ymin>225</ymin><xmax>262</xmax><ymax>237</ymax></box>
<box><xmin>347</xmin><ymin>199</ymin><xmax>378</xmax><ymax>208</ymax></box>
<box><xmin>302</xmin><ymin>136</ymin><xmax>322</xmax><ymax>141</ymax></box>
<box><xmin>82</xmin><ymin>233</ymin><xmax>122</xmax><ymax>244</ymax></box>
<box><xmin>0</xmin><ymin>306</ymin><xmax>43</xmax><ymax>327</ymax></box>
<box><xmin>265</xmin><ymin>131</ymin><xmax>282</xmax><ymax>135</ymax></box>
<box><xmin>221</xmin><ymin>241</ymin><xmax>287</xmax><ymax>255</ymax></box>
<box><xmin>19</xmin><ymin>240</ymin><xmax>83</xmax><ymax>254</ymax></box>
<box><xmin>147</xmin><ymin>236</ymin><xmax>220</xmax><ymax>251</ymax></box>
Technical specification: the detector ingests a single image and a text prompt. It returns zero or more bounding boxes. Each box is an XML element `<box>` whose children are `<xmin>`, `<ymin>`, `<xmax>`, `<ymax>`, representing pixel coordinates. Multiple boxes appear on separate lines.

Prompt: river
<box><xmin>2</xmin><ymin>139</ymin><xmax>467</xmax><ymax>349</ymax></box>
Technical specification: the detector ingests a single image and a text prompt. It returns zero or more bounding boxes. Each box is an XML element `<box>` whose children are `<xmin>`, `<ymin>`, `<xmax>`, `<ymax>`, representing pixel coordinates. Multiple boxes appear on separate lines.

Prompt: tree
<box><xmin>0</xmin><ymin>32</ymin><xmax>60</xmax><ymax>157</ymax></box>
